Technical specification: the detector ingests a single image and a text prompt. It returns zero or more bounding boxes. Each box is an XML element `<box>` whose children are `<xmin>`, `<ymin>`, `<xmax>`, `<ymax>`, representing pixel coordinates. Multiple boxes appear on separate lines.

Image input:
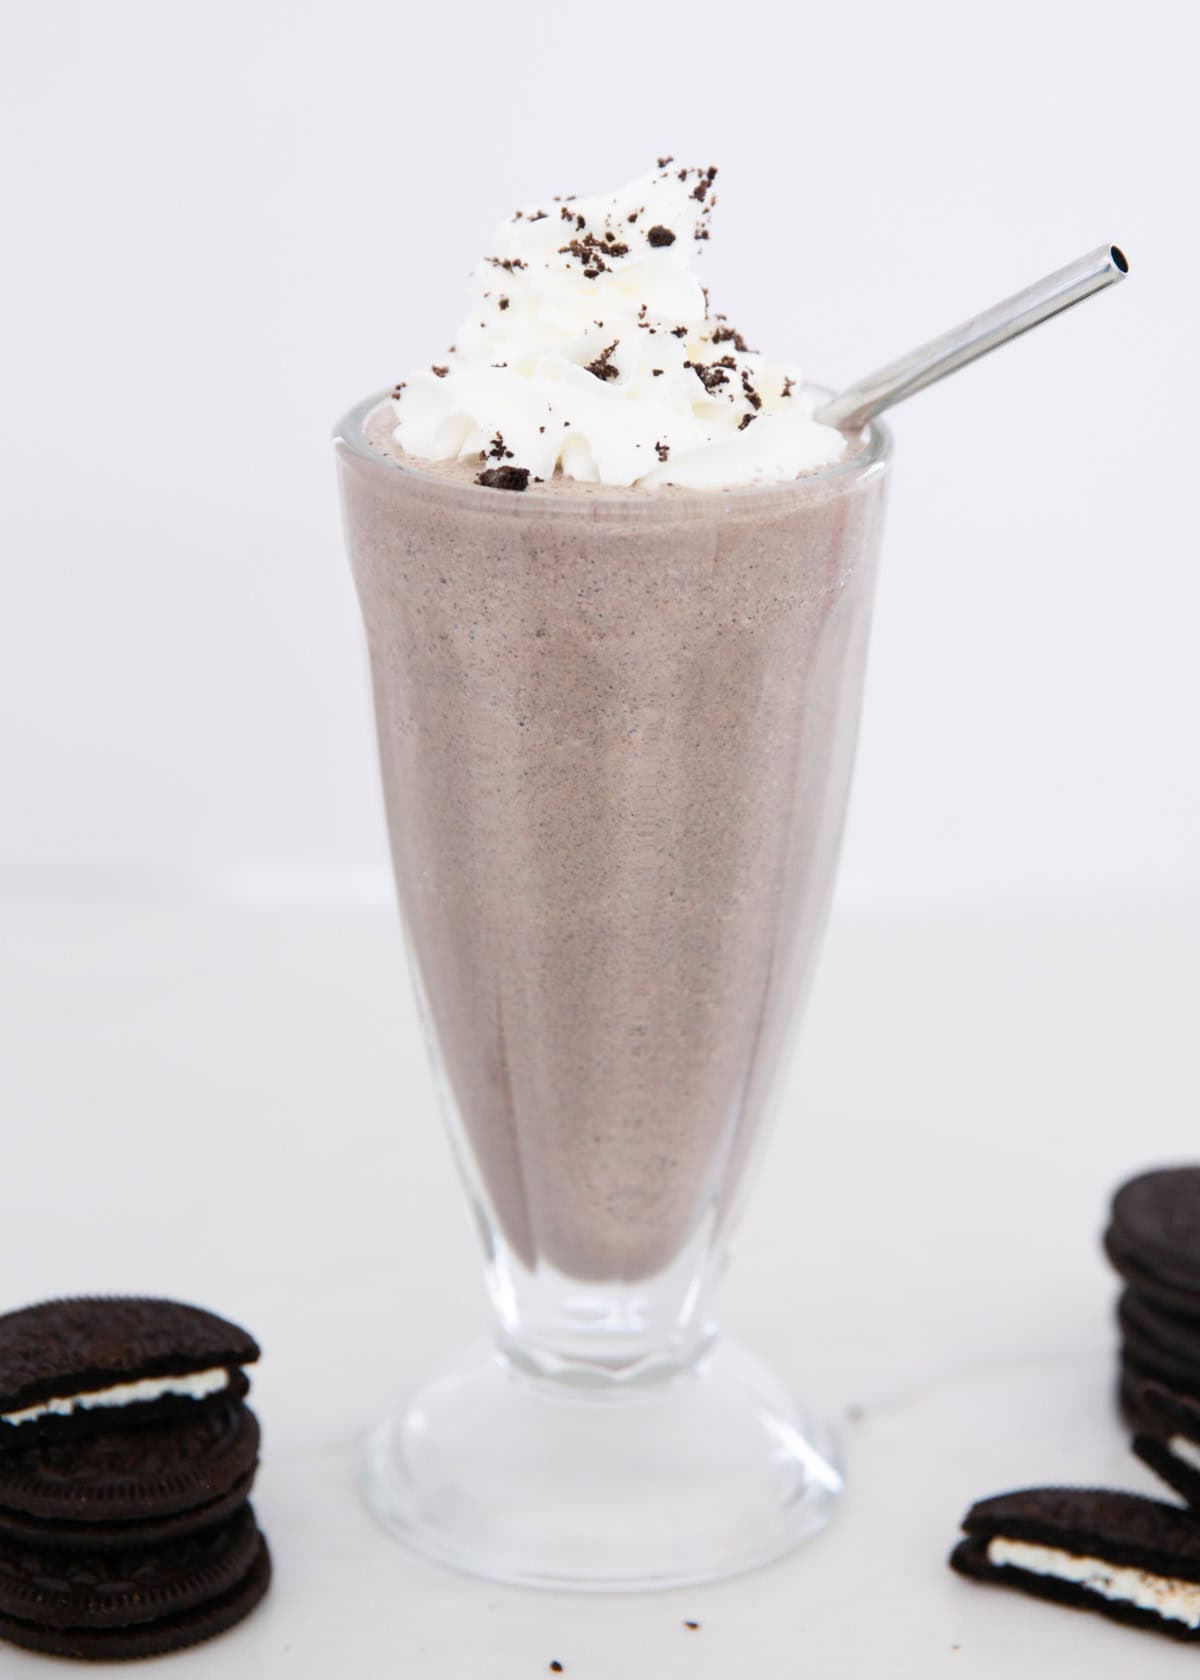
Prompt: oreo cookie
<box><xmin>0</xmin><ymin>1401</ymin><xmax>260</xmax><ymax>1548</ymax></box>
<box><xmin>1104</xmin><ymin>1228</ymin><xmax>1200</xmax><ymax>1319</ymax></box>
<box><xmin>1109</xmin><ymin>1169</ymin><xmax>1200</xmax><ymax>1292</ymax></box>
<box><xmin>0</xmin><ymin>1297</ymin><xmax>259</xmax><ymax>1453</ymax></box>
<box><xmin>951</xmin><ymin>1487</ymin><xmax>1200</xmax><ymax>1641</ymax></box>
<box><xmin>1120</xmin><ymin>1291</ymin><xmax>1200</xmax><ymax>1388</ymax></box>
<box><xmin>1131</xmin><ymin>1381</ymin><xmax>1200</xmax><ymax>1508</ymax></box>
<box><xmin>0</xmin><ymin>1506</ymin><xmax>270</xmax><ymax>1661</ymax></box>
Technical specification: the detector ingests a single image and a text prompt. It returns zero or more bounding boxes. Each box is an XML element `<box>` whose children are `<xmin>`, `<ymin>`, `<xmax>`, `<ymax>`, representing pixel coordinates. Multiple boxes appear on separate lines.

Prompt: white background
<box><xmin>3</xmin><ymin>0</ymin><xmax>1197</xmax><ymax>911</ymax></box>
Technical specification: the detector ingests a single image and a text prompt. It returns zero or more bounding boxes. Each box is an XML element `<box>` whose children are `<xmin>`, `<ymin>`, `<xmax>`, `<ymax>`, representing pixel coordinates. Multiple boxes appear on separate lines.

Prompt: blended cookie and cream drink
<box><xmin>337</xmin><ymin>162</ymin><xmax>888</xmax><ymax>1353</ymax></box>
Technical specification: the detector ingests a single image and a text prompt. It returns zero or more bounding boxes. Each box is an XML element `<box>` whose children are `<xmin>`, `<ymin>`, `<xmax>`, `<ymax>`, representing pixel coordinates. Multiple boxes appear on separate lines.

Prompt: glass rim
<box><xmin>333</xmin><ymin>386</ymin><xmax>891</xmax><ymax>514</ymax></box>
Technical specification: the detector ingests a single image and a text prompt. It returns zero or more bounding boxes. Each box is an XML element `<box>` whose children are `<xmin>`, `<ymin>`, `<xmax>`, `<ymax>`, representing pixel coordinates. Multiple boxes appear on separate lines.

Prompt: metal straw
<box><xmin>816</xmin><ymin>244</ymin><xmax>1129</xmax><ymax>434</ymax></box>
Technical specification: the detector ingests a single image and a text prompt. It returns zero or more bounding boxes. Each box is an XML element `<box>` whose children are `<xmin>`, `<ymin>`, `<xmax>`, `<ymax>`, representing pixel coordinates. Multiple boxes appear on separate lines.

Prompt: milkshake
<box><xmin>343</xmin><ymin>410</ymin><xmax>883</xmax><ymax>1290</ymax></box>
<box><xmin>337</xmin><ymin>161</ymin><xmax>889</xmax><ymax>1587</ymax></box>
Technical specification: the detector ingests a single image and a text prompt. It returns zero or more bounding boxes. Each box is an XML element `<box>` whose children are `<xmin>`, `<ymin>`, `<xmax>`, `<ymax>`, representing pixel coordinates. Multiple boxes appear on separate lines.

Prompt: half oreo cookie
<box><xmin>0</xmin><ymin>1297</ymin><xmax>259</xmax><ymax>1453</ymax></box>
<box><xmin>950</xmin><ymin>1487</ymin><xmax>1200</xmax><ymax>1641</ymax></box>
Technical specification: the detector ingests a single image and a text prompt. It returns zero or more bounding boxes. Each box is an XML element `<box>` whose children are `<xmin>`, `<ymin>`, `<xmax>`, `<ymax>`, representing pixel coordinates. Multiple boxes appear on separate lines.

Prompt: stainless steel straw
<box><xmin>816</xmin><ymin>244</ymin><xmax>1129</xmax><ymax>434</ymax></box>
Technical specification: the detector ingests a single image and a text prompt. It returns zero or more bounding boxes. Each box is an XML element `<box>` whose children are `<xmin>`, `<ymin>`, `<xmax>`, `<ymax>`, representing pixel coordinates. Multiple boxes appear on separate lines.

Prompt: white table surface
<box><xmin>3</xmin><ymin>898</ymin><xmax>1199</xmax><ymax>1677</ymax></box>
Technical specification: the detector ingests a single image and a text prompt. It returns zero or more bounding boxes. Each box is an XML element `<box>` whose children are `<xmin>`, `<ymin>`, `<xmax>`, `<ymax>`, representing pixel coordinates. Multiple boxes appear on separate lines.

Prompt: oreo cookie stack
<box><xmin>0</xmin><ymin>1297</ymin><xmax>270</xmax><ymax>1661</ymax></box>
<box><xmin>1106</xmin><ymin>1167</ymin><xmax>1200</xmax><ymax>1481</ymax></box>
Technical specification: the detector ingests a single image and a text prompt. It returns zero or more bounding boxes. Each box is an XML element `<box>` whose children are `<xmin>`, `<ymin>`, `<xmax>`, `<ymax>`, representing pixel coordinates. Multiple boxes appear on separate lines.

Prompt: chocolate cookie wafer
<box><xmin>1108</xmin><ymin>1169</ymin><xmax>1200</xmax><ymax>1294</ymax></box>
<box><xmin>1105</xmin><ymin>1228</ymin><xmax>1200</xmax><ymax>1320</ymax></box>
<box><xmin>1121</xmin><ymin>1290</ymin><xmax>1200</xmax><ymax>1378</ymax></box>
<box><xmin>1131</xmin><ymin>1381</ymin><xmax>1200</xmax><ymax>1508</ymax></box>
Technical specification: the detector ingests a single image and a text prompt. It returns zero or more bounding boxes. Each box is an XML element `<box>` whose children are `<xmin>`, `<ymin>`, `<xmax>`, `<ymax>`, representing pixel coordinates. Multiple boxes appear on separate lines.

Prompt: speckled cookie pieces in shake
<box><xmin>341</xmin><ymin>443</ymin><xmax>885</xmax><ymax>1284</ymax></box>
<box><xmin>339</xmin><ymin>162</ymin><xmax>887</xmax><ymax>1286</ymax></box>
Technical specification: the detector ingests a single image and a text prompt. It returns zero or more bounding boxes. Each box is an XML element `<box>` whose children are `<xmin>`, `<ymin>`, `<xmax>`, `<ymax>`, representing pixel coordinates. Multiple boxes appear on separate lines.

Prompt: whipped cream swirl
<box><xmin>387</xmin><ymin>161</ymin><xmax>847</xmax><ymax>489</ymax></box>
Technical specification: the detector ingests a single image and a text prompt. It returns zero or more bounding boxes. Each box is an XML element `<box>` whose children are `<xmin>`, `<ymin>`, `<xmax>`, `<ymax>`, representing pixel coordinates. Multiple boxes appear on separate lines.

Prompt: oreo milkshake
<box><xmin>336</xmin><ymin>162</ymin><xmax>887</xmax><ymax>1297</ymax></box>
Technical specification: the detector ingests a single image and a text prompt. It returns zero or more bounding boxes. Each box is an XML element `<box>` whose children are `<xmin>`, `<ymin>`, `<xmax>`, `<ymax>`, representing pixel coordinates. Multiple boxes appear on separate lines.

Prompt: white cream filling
<box><xmin>988</xmin><ymin>1537</ymin><xmax>1200</xmax><ymax>1629</ymax></box>
<box><xmin>1169</xmin><ymin>1434</ymin><xmax>1200</xmax><ymax>1474</ymax></box>
<box><xmin>2</xmin><ymin>1367</ymin><xmax>229</xmax><ymax>1428</ymax></box>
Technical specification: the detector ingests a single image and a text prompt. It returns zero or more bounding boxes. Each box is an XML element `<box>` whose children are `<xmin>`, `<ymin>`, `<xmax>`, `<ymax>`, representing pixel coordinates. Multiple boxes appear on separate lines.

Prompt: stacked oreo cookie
<box><xmin>0</xmin><ymin>1297</ymin><xmax>269</xmax><ymax>1660</ymax></box>
<box><xmin>951</xmin><ymin>1167</ymin><xmax>1200</xmax><ymax>1642</ymax></box>
<box><xmin>1108</xmin><ymin>1168</ymin><xmax>1200</xmax><ymax>1423</ymax></box>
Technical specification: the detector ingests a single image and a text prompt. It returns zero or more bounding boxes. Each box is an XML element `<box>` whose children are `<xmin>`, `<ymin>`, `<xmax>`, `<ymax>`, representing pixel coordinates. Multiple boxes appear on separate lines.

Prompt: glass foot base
<box><xmin>362</xmin><ymin>1337</ymin><xmax>842</xmax><ymax>1592</ymax></box>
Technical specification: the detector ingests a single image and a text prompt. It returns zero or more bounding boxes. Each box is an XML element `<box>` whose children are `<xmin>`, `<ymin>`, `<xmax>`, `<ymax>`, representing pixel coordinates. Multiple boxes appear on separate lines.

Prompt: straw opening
<box><xmin>1110</xmin><ymin>245</ymin><xmax>1129</xmax><ymax>274</ymax></box>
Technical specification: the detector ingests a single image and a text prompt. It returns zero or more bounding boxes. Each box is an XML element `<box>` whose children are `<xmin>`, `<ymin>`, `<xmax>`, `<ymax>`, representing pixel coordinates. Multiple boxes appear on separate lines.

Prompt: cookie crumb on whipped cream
<box><xmin>388</xmin><ymin>160</ymin><xmax>846</xmax><ymax>490</ymax></box>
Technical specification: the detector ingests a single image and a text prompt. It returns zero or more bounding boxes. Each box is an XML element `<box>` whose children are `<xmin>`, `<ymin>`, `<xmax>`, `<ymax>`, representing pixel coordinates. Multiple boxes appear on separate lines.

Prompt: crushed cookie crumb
<box><xmin>651</xmin><ymin>368</ymin><xmax>663</xmax><ymax>376</ymax></box>
<box><xmin>585</xmin><ymin>341</ymin><xmax>620</xmax><ymax>381</ymax></box>
<box><xmin>431</xmin><ymin>365</ymin><xmax>449</xmax><ymax>378</ymax></box>
<box><xmin>476</xmin><ymin>465</ymin><xmax>529</xmax><ymax>491</ymax></box>
<box><xmin>691</xmin><ymin>167</ymin><xmax>717</xmax><ymax>202</ymax></box>
<box><xmin>498</xmin><ymin>296</ymin><xmax>510</xmax><ymax>310</ymax></box>
<box><xmin>528</xmin><ymin>209</ymin><xmax>547</xmax><ymax>222</ymax></box>
<box><xmin>670</xmin><ymin>325</ymin><xmax>688</xmax><ymax>338</ymax></box>
<box><xmin>711</xmin><ymin>323</ymin><xmax>751</xmax><ymax>352</ymax></box>
<box><xmin>687</xmin><ymin>360</ymin><xmax>732</xmax><ymax>394</ymax></box>
<box><xmin>549</xmin><ymin>1665</ymin><xmax>563</xmax><ymax>1674</ymax></box>
<box><xmin>486</xmin><ymin>433</ymin><xmax>514</xmax><ymax>460</ymax></box>
<box><xmin>558</xmin><ymin>232</ymin><xmax>629</xmax><ymax>277</ymax></box>
<box><xmin>486</xmin><ymin>256</ymin><xmax>527</xmax><ymax>272</ymax></box>
<box><xmin>738</xmin><ymin>412</ymin><xmax>756</xmax><ymax>430</ymax></box>
<box><xmin>627</xmin><ymin>210</ymin><xmax>639</xmax><ymax>222</ymax></box>
<box><xmin>655</xmin><ymin>441</ymin><xmax>669</xmax><ymax>461</ymax></box>
<box><xmin>683</xmin><ymin>1620</ymin><xmax>701</xmax><ymax>1631</ymax></box>
<box><xmin>390</xmin><ymin>382</ymin><xmax>406</xmax><ymax>399</ymax></box>
<box><xmin>781</xmin><ymin>375</ymin><xmax>795</xmax><ymax>398</ymax></box>
<box><xmin>741</xmin><ymin>370</ymin><xmax>762</xmax><ymax>409</ymax></box>
<box><xmin>657</xmin><ymin>154</ymin><xmax>674</xmax><ymax>167</ymax></box>
<box><xmin>646</xmin><ymin>224</ymin><xmax>675</xmax><ymax>247</ymax></box>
